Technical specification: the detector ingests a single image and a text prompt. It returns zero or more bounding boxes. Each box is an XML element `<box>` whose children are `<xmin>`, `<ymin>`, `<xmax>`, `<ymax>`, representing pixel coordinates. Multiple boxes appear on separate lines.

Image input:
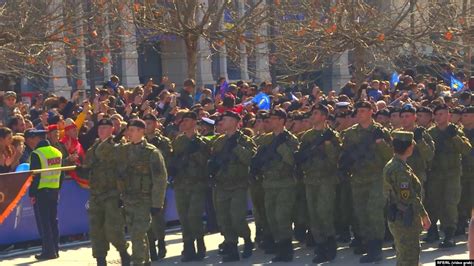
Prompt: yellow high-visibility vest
<box><xmin>31</xmin><ymin>146</ymin><xmax>63</xmax><ymax>189</ymax></box>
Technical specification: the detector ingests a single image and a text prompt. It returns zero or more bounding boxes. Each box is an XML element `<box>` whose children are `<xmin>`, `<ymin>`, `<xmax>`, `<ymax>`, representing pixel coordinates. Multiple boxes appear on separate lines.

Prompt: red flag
<box><xmin>0</xmin><ymin>171</ymin><xmax>33</xmax><ymax>224</ymax></box>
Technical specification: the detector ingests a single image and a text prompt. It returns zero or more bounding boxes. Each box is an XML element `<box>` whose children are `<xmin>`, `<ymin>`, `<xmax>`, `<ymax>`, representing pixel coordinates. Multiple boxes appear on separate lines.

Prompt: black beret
<box><xmin>335</xmin><ymin>111</ymin><xmax>350</xmax><ymax>118</ymax></box>
<box><xmin>416</xmin><ymin>106</ymin><xmax>433</xmax><ymax>114</ymax></box>
<box><xmin>127</xmin><ymin>119</ymin><xmax>146</xmax><ymax>129</ymax></box>
<box><xmin>375</xmin><ymin>108</ymin><xmax>390</xmax><ymax>117</ymax></box>
<box><xmin>143</xmin><ymin>114</ymin><xmax>157</xmax><ymax>121</ymax></box>
<box><xmin>463</xmin><ymin>106</ymin><xmax>474</xmax><ymax>114</ymax></box>
<box><xmin>311</xmin><ymin>103</ymin><xmax>329</xmax><ymax>115</ymax></box>
<box><xmin>354</xmin><ymin>101</ymin><xmax>372</xmax><ymax>110</ymax></box>
<box><xmin>400</xmin><ymin>104</ymin><xmax>416</xmax><ymax>114</ymax></box>
<box><xmin>256</xmin><ymin>110</ymin><xmax>270</xmax><ymax>120</ymax></box>
<box><xmin>97</xmin><ymin>118</ymin><xmax>113</xmax><ymax>127</ymax></box>
<box><xmin>302</xmin><ymin>111</ymin><xmax>312</xmax><ymax>119</ymax></box>
<box><xmin>387</xmin><ymin>106</ymin><xmax>401</xmax><ymax>115</ymax></box>
<box><xmin>450</xmin><ymin>106</ymin><xmax>463</xmax><ymax>115</ymax></box>
<box><xmin>222</xmin><ymin>111</ymin><xmax>241</xmax><ymax>121</ymax></box>
<box><xmin>182</xmin><ymin>111</ymin><xmax>198</xmax><ymax>120</ymax></box>
<box><xmin>269</xmin><ymin>108</ymin><xmax>287</xmax><ymax>119</ymax></box>
<box><xmin>433</xmin><ymin>104</ymin><xmax>449</xmax><ymax>114</ymax></box>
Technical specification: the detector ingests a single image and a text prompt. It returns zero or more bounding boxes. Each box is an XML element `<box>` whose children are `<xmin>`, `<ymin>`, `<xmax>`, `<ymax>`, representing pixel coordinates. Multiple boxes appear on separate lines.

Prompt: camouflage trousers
<box><xmin>215</xmin><ymin>187</ymin><xmax>251</xmax><ymax>243</ymax></box>
<box><xmin>293</xmin><ymin>181</ymin><xmax>309</xmax><ymax>229</ymax></box>
<box><xmin>265</xmin><ymin>186</ymin><xmax>296</xmax><ymax>242</ymax></box>
<box><xmin>249</xmin><ymin>180</ymin><xmax>269</xmax><ymax>236</ymax></box>
<box><xmin>88</xmin><ymin>195</ymin><xmax>128</xmax><ymax>258</ymax></box>
<box><xmin>388</xmin><ymin>219</ymin><xmax>422</xmax><ymax>266</ymax></box>
<box><xmin>123</xmin><ymin>197</ymin><xmax>152</xmax><ymax>265</ymax></box>
<box><xmin>306</xmin><ymin>182</ymin><xmax>336</xmax><ymax>243</ymax></box>
<box><xmin>147</xmin><ymin>200</ymin><xmax>166</xmax><ymax>242</ymax></box>
<box><xmin>458</xmin><ymin>178</ymin><xmax>474</xmax><ymax>223</ymax></box>
<box><xmin>335</xmin><ymin>179</ymin><xmax>357</xmax><ymax>235</ymax></box>
<box><xmin>425</xmin><ymin>177</ymin><xmax>461</xmax><ymax>231</ymax></box>
<box><xmin>175</xmin><ymin>187</ymin><xmax>206</xmax><ymax>242</ymax></box>
<box><xmin>351</xmin><ymin>179</ymin><xmax>385</xmax><ymax>241</ymax></box>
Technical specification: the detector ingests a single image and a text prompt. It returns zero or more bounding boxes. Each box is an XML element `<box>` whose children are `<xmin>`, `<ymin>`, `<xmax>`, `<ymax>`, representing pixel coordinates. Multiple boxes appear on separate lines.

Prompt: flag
<box><xmin>390</xmin><ymin>72</ymin><xmax>399</xmax><ymax>88</ymax></box>
<box><xmin>251</xmin><ymin>92</ymin><xmax>271</xmax><ymax>110</ymax></box>
<box><xmin>219</xmin><ymin>81</ymin><xmax>229</xmax><ymax>99</ymax></box>
<box><xmin>224</xmin><ymin>10</ymin><xmax>234</xmax><ymax>30</ymax></box>
<box><xmin>0</xmin><ymin>171</ymin><xmax>33</xmax><ymax>224</ymax></box>
<box><xmin>450</xmin><ymin>76</ymin><xmax>464</xmax><ymax>92</ymax></box>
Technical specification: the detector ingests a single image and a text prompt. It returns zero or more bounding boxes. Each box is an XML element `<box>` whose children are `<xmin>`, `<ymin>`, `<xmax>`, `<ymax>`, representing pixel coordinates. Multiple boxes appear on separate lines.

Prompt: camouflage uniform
<box><xmin>169</xmin><ymin>133</ymin><xmax>209</xmax><ymax>260</ymax></box>
<box><xmin>459</xmin><ymin>128</ymin><xmax>474</xmax><ymax>233</ymax></box>
<box><xmin>210</xmin><ymin>131</ymin><xmax>256</xmax><ymax>260</ymax></box>
<box><xmin>340</xmin><ymin>121</ymin><xmax>392</xmax><ymax>258</ymax></box>
<box><xmin>426</xmin><ymin>124</ymin><xmax>471</xmax><ymax>241</ymax></box>
<box><xmin>384</xmin><ymin>152</ymin><xmax>428</xmax><ymax>266</ymax></box>
<box><xmin>118</xmin><ymin>139</ymin><xmax>168</xmax><ymax>265</ymax></box>
<box><xmin>145</xmin><ymin>131</ymin><xmax>172</xmax><ymax>259</ymax></box>
<box><xmin>298</xmin><ymin>126</ymin><xmax>341</xmax><ymax>263</ymax></box>
<box><xmin>82</xmin><ymin>137</ymin><xmax>128</xmax><ymax>259</ymax></box>
<box><xmin>292</xmin><ymin>130</ymin><xmax>309</xmax><ymax>243</ymax></box>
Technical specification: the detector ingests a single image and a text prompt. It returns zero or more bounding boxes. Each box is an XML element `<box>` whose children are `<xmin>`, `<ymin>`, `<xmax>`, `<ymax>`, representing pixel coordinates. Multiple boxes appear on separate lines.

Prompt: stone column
<box><xmin>238</xmin><ymin>0</ymin><xmax>249</xmax><ymax>81</ymax></box>
<box><xmin>254</xmin><ymin>0</ymin><xmax>271</xmax><ymax>82</ymax></box>
<box><xmin>120</xmin><ymin>2</ymin><xmax>140</xmax><ymax>87</ymax></box>
<box><xmin>195</xmin><ymin>0</ymin><xmax>216</xmax><ymax>86</ymax></box>
<box><xmin>48</xmin><ymin>0</ymin><xmax>71</xmax><ymax>97</ymax></box>
<box><xmin>331</xmin><ymin>51</ymin><xmax>351</xmax><ymax>91</ymax></box>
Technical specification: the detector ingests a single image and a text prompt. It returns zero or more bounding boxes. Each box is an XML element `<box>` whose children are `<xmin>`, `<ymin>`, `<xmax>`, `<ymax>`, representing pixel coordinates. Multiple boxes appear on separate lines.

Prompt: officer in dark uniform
<box><xmin>28</xmin><ymin>129</ymin><xmax>64</xmax><ymax>260</ymax></box>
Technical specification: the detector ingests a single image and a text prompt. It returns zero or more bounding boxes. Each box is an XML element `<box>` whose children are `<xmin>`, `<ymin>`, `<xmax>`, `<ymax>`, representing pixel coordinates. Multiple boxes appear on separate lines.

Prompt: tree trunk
<box><xmin>184</xmin><ymin>34</ymin><xmax>198</xmax><ymax>80</ymax></box>
<box><xmin>353</xmin><ymin>45</ymin><xmax>368</xmax><ymax>86</ymax></box>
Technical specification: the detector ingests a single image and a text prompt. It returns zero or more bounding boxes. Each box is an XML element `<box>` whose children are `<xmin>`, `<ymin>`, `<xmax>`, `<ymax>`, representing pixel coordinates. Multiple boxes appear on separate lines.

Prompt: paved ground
<box><xmin>1</xmin><ymin>222</ymin><xmax>470</xmax><ymax>265</ymax></box>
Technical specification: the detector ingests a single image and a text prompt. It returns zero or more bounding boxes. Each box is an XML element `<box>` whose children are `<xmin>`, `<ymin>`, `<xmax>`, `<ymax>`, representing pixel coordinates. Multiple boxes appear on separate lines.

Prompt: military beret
<box><xmin>433</xmin><ymin>104</ymin><xmax>449</xmax><ymax>114</ymax></box>
<box><xmin>256</xmin><ymin>110</ymin><xmax>270</xmax><ymax>120</ymax></box>
<box><xmin>222</xmin><ymin>111</ymin><xmax>241</xmax><ymax>121</ymax></box>
<box><xmin>462</xmin><ymin>106</ymin><xmax>474</xmax><ymax>114</ymax></box>
<box><xmin>24</xmin><ymin>128</ymin><xmax>48</xmax><ymax>138</ymax></box>
<box><xmin>181</xmin><ymin>111</ymin><xmax>198</xmax><ymax>120</ymax></box>
<box><xmin>269</xmin><ymin>108</ymin><xmax>287</xmax><ymax>119</ymax></box>
<box><xmin>387</xmin><ymin>106</ymin><xmax>401</xmax><ymax>115</ymax></box>
<box><xmin>143</xmin><ymin>113</ymin><xmax>158</xmax><ymax>121</ymax></box>
<box><xmin>127</xmin><ymin>119</ymin><xmax>146</xmax><ymax>129</ymax></box>
<box><xmin>311</xmin><ymin>103</ymin><xmax>329</xmax><ymax>115</ymax></box>
<box><xmin>97</xmin><ymin>118</ymin><xmax>113</xmax><ymax>127</ymax></box>
<box><xmin>302</xmin><ymin>111</ymin><xmax>312</xmax><ymax>119</ymax></box>
<box><xmin>400</xmin><ymin>104</ymin><xmax>416</xmax><ymax>114</ymax></box>
<box><xmin>416</xmin><ymin>106</ymin><xmax>432</xmax><ymax>114</ymax></box>
<box><xmin>375</xmin><ymin>108</ymin><xmax>390</xmax><ymax>117</ymax></box>
<box><xmin>392</xmin><ymin>130</ymin><xmax>414</xmax><ymax>142</ymax></box>
<box><xmin>4</xmin><ymin>91</ymin><xmax>17</xmax><ymax>99</ymax></box>
<box><xmin>335</xmin><ymin>111</ymin><xmax>349</xmax><ymax>118</ymax></box>
<box><xmin>354</xmin><ymin>101</ymin><xmax>372</xmax><ymax>110</ymax></box>
<box><xmin>450</xmin><ymin>106</ymin><xmax>463</xmax><ymax>115</ymax></box>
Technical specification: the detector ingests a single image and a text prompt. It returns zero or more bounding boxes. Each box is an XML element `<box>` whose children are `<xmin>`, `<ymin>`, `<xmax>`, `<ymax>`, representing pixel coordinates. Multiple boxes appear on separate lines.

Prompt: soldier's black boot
<box><xmin>241</xmin><ymin>237</ymin><xmax>254</xmax><ymax>259</ymax></box>
<box><xmin>271</xmin><ymin>239</ymin><xmax>293</xmax><ymax>262</ymax></box>
<box><xmin>148</xmin><ymin>236</ymin><xmax>158</xmax><ymax>261</ymax></box>
<box><xmin>359</xmin><ymin>239</ymin><xmax>382</xmax><ymax>263</ymax></box>
<box><xmin>312</xmin><ymin>243</ymin><xmax>328</xmax><ymax>264</ymax></box>
<box><xmin>181</xmin><ymin>240</ymin><xmax>196</xmax><ymax>262</ymax></box>
<box><xmin>96</xmin><ymin>257</ymin><xmax>106</xmax><ymax>266</ymax></box>
<box><xmin>195</xmin><ymin>237</ymin><xmax>206</xmax><ymax>260</ymax></box>
<box><xmin>262</xmin><ymin>235</ymin><xmax>276</xmax><ymax>254</ymax></box>
<box><xmin>222</xmin><ymin>242</ymin><xmax>240</xmax><ymax>262</ymax></box>
<box><xmin>423</xmin><ymin>223</ymin><xmax>440</xmax><ymax>243</ymax></box>
<box><xmin>293</xmin><ymin>224</ymin><xmax>307</xmax><ymax>243</ymax></box>
<box><xmin>119</xmin><ymin>251</ymin><xmax>131</xmax><ymax>266</ymax></box>
<box><xmin>455</xmin><ymin>219</ymin><xmax>467</xmax><ymax>236</ymax></box>
<box><xmin>353</xmin><ymin>238</ymin><xmax>367</xmax><ymax>255</ymax></box>
<box><xmin>255</xmin><ymin>225</ymin><xmax>264</xmax><ymax>244</ymax></box>
<box><xmin>326</xmin><ymin>236</ymin><xmax>337</xmax><ymax>261</ymax></box>
<box><xmin>218</xmin><ymin>241</ymin><xmax>229</xmax><ymax>255</ymax></box>
<box><xmin>157</xmin><ymin>238</ymin><xmax>167</xmax><ymax>259</ymax></box>
<box><xmin>439</xmin><ymin>228</ymin><xmax>456</xmax><ymax>248</ymax></box>
<box><xmin>337</xmin><ymin>226</ymin><xmax>352</xmax><ymax>243</ymax></box>
<box><xmin>306</xmin><ymin>230</ymin><xmax>316</xmax><ymax>247</ymax></box>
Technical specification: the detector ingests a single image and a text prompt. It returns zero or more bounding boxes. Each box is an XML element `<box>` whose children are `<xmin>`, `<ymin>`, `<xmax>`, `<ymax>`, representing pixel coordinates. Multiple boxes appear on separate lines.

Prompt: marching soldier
<box><xmin>168</xmin><ymin>112</ymin><xmax>209</xmax><ymax>262</ymax></box>
<box><xmin>143</xmin><ymin>114</ymin><xmax>172</xmax><ymax>260</ymax></box>
<box><xmin>295</xmin><ymin>104</ymin><xmax>341</xmax><ymax>263</ymax></box>
<box><xmin>251</xmin><ymin>108</ymin><xmax>299</xmax><ymax>262</ymax></box>
<box><xmin>117</xmin><ymin>119</ymin><xmax>168</xmax><ymax>266</ymax></box>
<box><xmin>209</xmin><ymin>111</ymin><xmax>256</xmax><ymax>262</ymax></box>
<box><xmin>458</xmin><ymin>107</ymin><xmax>474</xmax><ymax>235</ymax></box>
<box><xmin>384</xmin><ymin>131</ymin><xmax>431</xmax><ymax>266</ymax></box>
<box><xmin>78</xmin><ymin>118</ymin><xmax>131</xmax><ymax>266</ymax></box>
<box><xmin>339</xmin><ymin>101</ymin><xmax>392</xmax><ymax>263</ymax></box>
<box><xmin>426</xmin><ymin>104</ymin><xmax>471</xmax><ymax>247</ymax></box>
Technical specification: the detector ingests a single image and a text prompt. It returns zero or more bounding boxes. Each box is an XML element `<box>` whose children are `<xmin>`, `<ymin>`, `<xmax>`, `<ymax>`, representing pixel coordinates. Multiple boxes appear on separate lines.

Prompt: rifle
<box><xmin>294</xmin><ymin>129</ymin><xmax>333</xmax><ymax>165</ymax></box>
<box><xmin>168</xmin><ymin>136</ymin><xmax>203</xmax><ymax>176</ymax></box>
<box><xmin>208</xmin><ymin>133</ymin><xmax>240</xmax><ymax>178</ymax></box>
<box><xmin>250</xmin><ymin>131</ymin><xmax>288</xmax><ymax>178</ymax></box>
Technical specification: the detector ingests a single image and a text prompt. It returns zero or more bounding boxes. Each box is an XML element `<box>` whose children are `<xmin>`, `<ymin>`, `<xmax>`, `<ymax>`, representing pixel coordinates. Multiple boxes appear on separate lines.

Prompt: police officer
<box><xmin>143</xmin><ymin>114</ymin><xmax>171</xmax><ymax>261</ymax></box>
<box><xmin>339</xmin><ymin>101</ymin><xmax>392</xmax><ymax>263</ymax></box>
<box><xmin>118</xmin><ymin>119</ymin><xmax>168</xmax><ymax>266</ymax></box>
<box><xmin>383</xmin><ymin>131</ymin><xmax>431</xmax><ymax>266</ymax></box>
<box><xmin>28</xmin><ymin>129</ymin><xmax>63</xmax><ymax>260</ymax></box>
<box><xmin>295</xmin><ymin>104</ymin><xmax>341</xmax><ymax>263</ymax></box>
<box><xmin>252</xmin><ymin>108</ymin><xmax>299</xmax><ymax>262</ymax></box>
<box><xmin>78</xmin><ymin>118</ymin><xmax>131</xmax><ymax>266</ymax></box>
<box><xmin>168</xmin><ymin>111</ymin><xmax>209</xmax><ymax>262</ymax></box>
<box><xmin>426</xmin><ymin>104</ymin><xmax>471</xmax><ymax>247</ymax></box>
<box><xmin>209</xmin><ymin>111</ymin><xmax>256</xmax><ymax>262</ymax></box>
<box><xmin>458</xmin><ymin>106</ymin><xmax>474</xmax><ymax>235</ymax></box>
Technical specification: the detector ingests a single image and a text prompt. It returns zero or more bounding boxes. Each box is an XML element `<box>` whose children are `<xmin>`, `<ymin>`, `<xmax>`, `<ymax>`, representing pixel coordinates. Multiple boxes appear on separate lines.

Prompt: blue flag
<box><xmin>390</xmin><ymin>72</ymin><xmax>399</xmax><ymax>88</ymax></box>
<box><xmin>450</xmin><ymin>76</ymin><xmax>464</xmax><ymax>92</ymax></box>
<box><xmin>251</xmin><ymin>92</ymin><xmax>271</xmax><ymax>110</ymax></box>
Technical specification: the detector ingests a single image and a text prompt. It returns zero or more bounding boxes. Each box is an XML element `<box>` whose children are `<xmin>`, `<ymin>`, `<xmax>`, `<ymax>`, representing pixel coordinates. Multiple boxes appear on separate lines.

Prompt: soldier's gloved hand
<box><xmin>413</xmin><ymin>127</ymin><xmax>424</xmax><ymax>142</ymax></box>
<box><xmin>446</xmin><ymin>124</ymin><xmax>458</xmax><ymax>138</ymax></box>
<box><xmin>322</xmin><ymin>129</ymin><xmax>334</xmax><ymax>141</ymax></box>
<box><xmin>373</xmin><ymin>128</ymin><xmax>385</xmax><ymax>141</ymax></box>
<box><xmin>150</xmin><ymin>207</ymin><xmax>162</xmax><ymax>216</ymax></box>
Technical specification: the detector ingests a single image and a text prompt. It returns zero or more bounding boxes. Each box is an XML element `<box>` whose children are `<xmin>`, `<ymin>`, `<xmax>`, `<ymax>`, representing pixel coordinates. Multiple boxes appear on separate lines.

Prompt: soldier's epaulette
<box><xmin>145</xmin><ymin>143</ymin><xmax>157</xmax><ymax>151</ymax></box>
<box><xmin>372</xmin><ymin>121</ymin><xmax>386</xmax><ymax>130</ymax></box>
